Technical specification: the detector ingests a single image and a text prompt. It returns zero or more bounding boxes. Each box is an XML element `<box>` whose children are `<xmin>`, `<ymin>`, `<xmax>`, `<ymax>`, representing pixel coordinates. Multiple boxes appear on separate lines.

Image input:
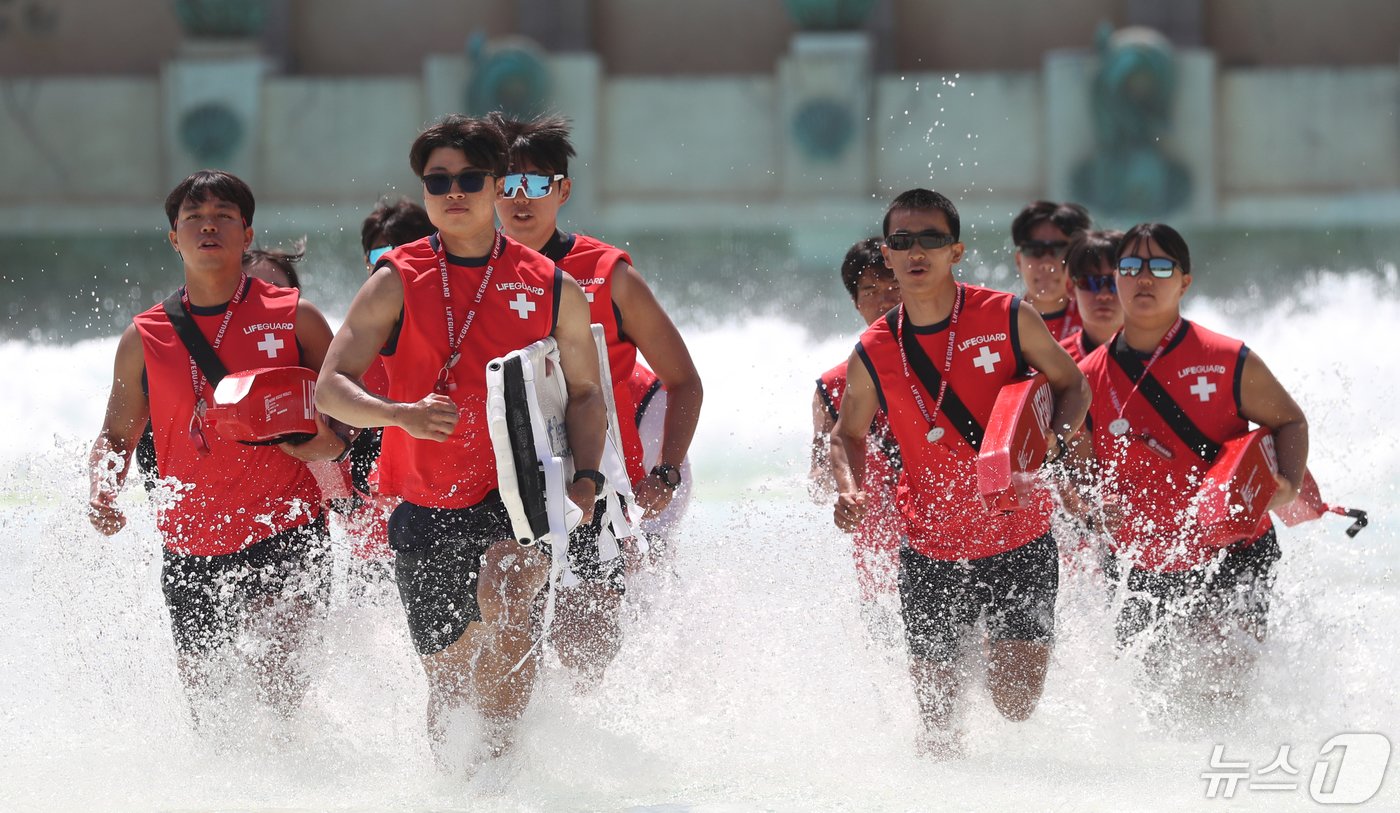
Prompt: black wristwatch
<box><xmin>572</xmin><ymin>468</ymin><xmax>605</xmax><ymax>495</ymax></box>
<box><xmin>651</xmin><ymin>463</ymin><xmax>682</xmax><ymax>491</ymax></box>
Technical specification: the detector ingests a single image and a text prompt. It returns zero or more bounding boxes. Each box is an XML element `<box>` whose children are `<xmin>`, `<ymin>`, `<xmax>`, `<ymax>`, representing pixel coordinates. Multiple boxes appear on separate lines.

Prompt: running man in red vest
<box><xmin>1072</xmin><ymin>223</ymin><xmax>1307</xmax><ymax>703</ymax></box>
<box><xmin>809</xmin><ymin>238</ymin><xmax>903</xmax><ymax>625</ymax></box>
<box><xmin>830</xmin><ymin>189</ymin><xmax>1090</xmax><ymax>759</ymax></box>
<box><xmin>315</xmin><ymin>115</ymin><xmax>608</xmax><ymax>763</ymax></box>
<box><xmin>490</xmin><ymin>113</ymin><xmax>703</xmax><ymax>684</ymax></box>
<box><xmin>87</xmin><ymin>170</ymin><xmax>349</xmax><ymax>723</ymax></box>
<box><xmin>1012</xmin><ymin>200</ymin><xmax>1091</xmax><ymax>342</ymax></box>
<box><xmin>338</xmin><ymin>198</ymin><xmax>437</xmax><ymax>569</ymax></box>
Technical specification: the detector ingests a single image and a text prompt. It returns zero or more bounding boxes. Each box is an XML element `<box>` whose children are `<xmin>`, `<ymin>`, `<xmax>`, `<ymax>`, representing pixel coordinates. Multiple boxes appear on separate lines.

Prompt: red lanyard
<box><xmin>1105</xmin><ymin>316</ymin><xmax>1183</xmax><ymax>436</ymax></box>
<box><xmin>184</xmin><ymin>274</ymin><xmax>247</xmax><ymax>408</ymax></box>
<box><xmin>434</xmin><ymin>231</ymin><xmax>503</xmax><ymax>393</ymax></box>
<box><xmin>896</xmin><ymin>283</ymin><xmax>963</xmax><ymax>443</ymax></box>
<box><xmin>184</xmin><ymin>274</ymin><xmax>248</xmax><ymax>453</ymax></box>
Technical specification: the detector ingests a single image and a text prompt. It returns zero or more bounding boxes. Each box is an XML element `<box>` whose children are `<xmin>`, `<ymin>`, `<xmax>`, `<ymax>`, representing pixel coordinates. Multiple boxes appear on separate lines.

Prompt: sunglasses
<box><xmin>502</xmin><ymin>172</ymin><xmax>565</xmax><ymax>199</ymax></box>
<box><xmin>367</xmin><ymin>245</ymin><xmax>392</xmax><ymax>265</ymax></box>
<box><xmin>421</xmin><ymin>170</ymin><xmax>493</xmax><ymax>196</ymax></box>
<box><xmin>885</xmin><ymin>230</ymin><xmax>956</xmax><ymax>252</ymax></box>
<box><xmin>1019</xmin><ymin>240</ymin><xmax>1070</xmax><ymax>260</ymax></box>
<box><xmin>1073</xmin><ymin>274</ymin><xmax>1117</xmax><ymax>294</ymax></box>
<box><xmin>1117</xmin><ymin>256</ymin><xmax>1178</xmax><ymax>278</ymax></box>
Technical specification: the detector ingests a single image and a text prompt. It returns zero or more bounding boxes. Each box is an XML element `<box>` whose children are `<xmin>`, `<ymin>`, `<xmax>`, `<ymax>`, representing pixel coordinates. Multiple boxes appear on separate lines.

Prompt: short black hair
<box><xmin>409</xmin><ymin>114</ymin><xmax>508</xmax><ymax>178</ymax></box>
<box><xmin>1119</xmin><ymin>222</ymin><xmax>1192</xmax><ymax>275</ymax></box>
<box><xmin>1010</xmin><ymin>200</ymin><xmax>1091</xmax><ymax>246</ymax></box>
<box><xmin>883</xmin><ymin>188</ymin><xmax>961</xmax><ymax>241</ymax></box>
<box><xmin>361</xmin><ymin>197</ymin><xmax>435</xmax><ymax>254</ymax></box>
<box><xmin>164</xmin><ymin>169</ymin><xmax>255</xmax><ymax>228</ymax></box>
<box><xmin>1065</xmin><ymin>229</ymin><xmax>1124</xmax><ymax>279</ymax></box>
<box><xmin>243</xmin><ymin>237</ymin><xmax>306</xmax><ymax>290</ymax></box>
<box><xmin>839</xmin><ymin>238</ymin><xmax>889</xmax><ymax>299</ymax></box>
<box><xmin>489</xmin><ymin>111</ymin><xmax>576</xmax><ymax>177</ymax></box>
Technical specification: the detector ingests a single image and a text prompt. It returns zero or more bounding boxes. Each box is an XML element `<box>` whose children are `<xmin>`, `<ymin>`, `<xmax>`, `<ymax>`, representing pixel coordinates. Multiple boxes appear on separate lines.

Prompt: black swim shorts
<box><xmin>161</xmin><ymin>516</ymin><xmax>331</xmax><ymax>656</ymax></box>
<box><xmin>563</xmin><ymin>497</ymin><xmax>626</xmax><ymax>593</ymax></box>
<box><xmin>899</xmin><ymin>532</ymin><xmax>1059</xmax><ymax>663</ymax></box>
<box><xmin>388</xmin><ymin>494</ymin><xmax>512</xmax><ymax>656</ymax></box>
<box><xmin>1106</xmin><ymin>527</ymin><xmax>1281</xmax><ymax>647</ymax></box>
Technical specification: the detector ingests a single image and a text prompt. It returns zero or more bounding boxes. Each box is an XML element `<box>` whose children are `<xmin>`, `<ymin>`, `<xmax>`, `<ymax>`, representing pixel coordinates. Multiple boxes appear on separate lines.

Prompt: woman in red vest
<box><xmin>1074</xmin><ymin>223</ymin><xmax>1308</xmax><ymax>701</ymax></box>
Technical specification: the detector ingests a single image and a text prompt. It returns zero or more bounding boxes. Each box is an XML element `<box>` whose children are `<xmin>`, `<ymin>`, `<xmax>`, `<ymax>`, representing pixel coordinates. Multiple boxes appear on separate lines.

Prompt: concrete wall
<box><xmin>1220</xmin><ymin>68</ymin><xmax>1400</xmax><ymax>196</ymax></box>
<box><xmin>1206</xmin><ymin>0</ymin><xmax>1400</xmax><ymax>67</ymax></box>
<box><xmin>593</xmin><ymin>0</ymin><xmax>794</xmax><ymax>75</ymax></box>
<box><xmin>600</xmin><ymin>77</ymin><xmax>779</xmax><ymax>198</ymax></box>
<box><xmin>2</xmin><ymin>51</ymin><xmax>1399</xmax><ymax>231</ymax></box>
<box><xmin>0</xmin><ymin>79</ymin><xmax>162</xmax><ymax>204</ymax></box>
<box><xmin>286</xmin><ymin>0</ymin><xmax>514</xmax><ymax>75</ymax></box>
<box><xmin>258</xmin><ymin>78</ymin><xmax>425</xmax><ymax>200</ymax></box>
<box><xmin>872</xmin><ymin>72</ymin><xmax>1041</xmax><ymax>204</ymax></box>
<box><xmin>891</xmin><ymin>0</ymin><xmax>1118</xmax><ymax>72</ymax></box>
<box><xmin>6</xmin><ymin>0</ymin><xmax>1400</xmax><ymax>78</ymax></box>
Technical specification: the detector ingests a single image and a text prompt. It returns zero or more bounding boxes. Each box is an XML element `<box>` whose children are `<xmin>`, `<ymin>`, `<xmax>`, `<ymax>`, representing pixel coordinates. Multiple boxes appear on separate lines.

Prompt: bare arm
<box><xmin>555</xmin><ymin>276</ymin><xmax>608</xmax><ymax>518</ymax></box>
<box><xmin>830</xmin><ymin>349</ymin><xmax>878</xmax><ymax>532</ymax></box>
<box><xmin>809</xmin><ymin>386</ymin><xmax>837</xmax><ymax>499</ymax></box>
<box><xmin>612</xmin><ymin>262</ymin><xmax>703</xmax><ymax>511</ymax></box>
<box><xmin>315</xmin><ymin>267</ymin><xmax>459</xmax><ymax>441</ymax></box>
<box><xmin>88</xmin><ymin>325</ymin><xmax>149</xmax><ymax>535</ymax></box>
<box><xmin>1017</xmin><ymin>301</ymin><xmax>1091</xmax><ymax>454</ymax></box>
<box><xmin>1238</xmin><ymin>349</ymin><xmax>1308</xmax><ymax>509</ymax></box>
<box><xmin>280</xmin><ymin>298</ymin><xmax>350</xmax><ymax>462</ymax></box>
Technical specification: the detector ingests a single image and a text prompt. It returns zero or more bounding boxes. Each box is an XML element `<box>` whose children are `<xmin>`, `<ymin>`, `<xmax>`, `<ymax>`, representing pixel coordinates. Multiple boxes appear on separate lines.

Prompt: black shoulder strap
<box><xmin>1111</xmin><ymin>339</ymin><xmax>1221</xmax><ymax>461</ymax></box>
<box><xmin>886</xmin><ymin>311</ymin><xmax>985</xmax><ymax>451</ymax></box>
<box><xmin>162</xmin><ymin>290</ymin><xmax>228</xmax><ymax>387</ymax></box>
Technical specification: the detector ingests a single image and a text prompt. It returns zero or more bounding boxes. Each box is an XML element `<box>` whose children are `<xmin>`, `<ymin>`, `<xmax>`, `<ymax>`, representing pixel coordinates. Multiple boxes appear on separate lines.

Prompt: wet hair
<box><xmin>361</xmin><ymin>197</ymin><xmax>434</xmax><ymax>254</ymax></box>
<box><xmin>1065</xmin><ymin>229</ymin><xmax>1125</xmax><ymax>279</ymax></box>
<box><xmin>1010</xmin><ymin>200</ymin><xmax>1091</xmax><ymax>246</ymax></box>
<box><xmin>1119</xmin><ymin>222</ymin><xmax>1192</xmax><ymax>275</ymax></box>
<box><xmin>164</xmin><ymin>169</ymin><xmax>255</xmax><ymax>228</ymax></box>
<box><xmin>408</xmin><ymin>114</ymin><xmax>508</xmax><ymax>178</ymax></box>
<box><xmin>882</xmin><ymin>188</ymin><xmax>961</xmax><ymax>241</ymax></box>
<box><xmin>839</xmin><ymin>238</ymin><xmax>890</xmax><ymax>299</ymax></box>
<box><xmin>489</xmin><ymin>111</ymin><xmax>575</xmax><ymax>177</ymax></box>
<box><xmin>243</xmin><ymin>237</ymin><xmax>306</xmax><ymax>290</ymax></box>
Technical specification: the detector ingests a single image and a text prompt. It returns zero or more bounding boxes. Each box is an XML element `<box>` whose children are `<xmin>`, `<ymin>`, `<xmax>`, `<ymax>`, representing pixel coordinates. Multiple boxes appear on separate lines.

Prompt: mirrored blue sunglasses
<box><xmin>502</xmin><ymin>172</ymin><xmax>565</xmax><ymax>199</ymax></box>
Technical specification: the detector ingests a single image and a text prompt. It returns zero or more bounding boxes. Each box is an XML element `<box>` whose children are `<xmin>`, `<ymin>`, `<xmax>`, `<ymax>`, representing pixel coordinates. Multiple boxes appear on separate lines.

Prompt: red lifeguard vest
<box><xmin>374</xmin><ymin>233</ymin><xmax>560</xmax><ymax>509</ymax></box>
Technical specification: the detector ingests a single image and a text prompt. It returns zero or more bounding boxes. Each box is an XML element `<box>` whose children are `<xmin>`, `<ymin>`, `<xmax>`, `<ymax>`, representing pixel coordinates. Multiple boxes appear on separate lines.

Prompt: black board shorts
<box><xmin>161</xmin><ymin>516</ymin><xmax>331</xmax><ymax>656</ymax></box>
<box><xmin>389</xmin><ymin>494</ymin><xmax>512</xmax><ymax>656</ymax></box>
<box><xmin>899</xmin><ymin>532</ymin><xmax>1059</xmax><ymax>663</ymax></box>
<box><xmin>564</xmin><ymin>497</ymin><xmax>626</xmax><ymax>594</ymax></box>
<box><xmin>1105</xmin><ymin>527</ymin><xmax>1281</xmax><ymax>647</ymax></box>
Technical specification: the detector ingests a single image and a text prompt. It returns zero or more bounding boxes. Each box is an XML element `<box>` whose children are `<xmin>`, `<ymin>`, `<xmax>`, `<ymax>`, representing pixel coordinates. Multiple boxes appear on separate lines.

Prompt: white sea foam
<box><xmin>0</xmin><ymin>273</ymin><xmax>1396</xmax><ymax>811</ymax></box>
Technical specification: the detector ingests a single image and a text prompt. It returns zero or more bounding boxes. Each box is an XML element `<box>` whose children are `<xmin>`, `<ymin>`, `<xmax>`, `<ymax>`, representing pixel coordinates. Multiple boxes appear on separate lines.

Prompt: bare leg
<box><xmin>244</xmin><ymin>595</ymin><xmax>321</xmax><ymax>718</ymax></box>
<box><xmin>910</xmin><ymin>657</ymin><xmax>966</xmax><ymax>760</ymax></box>
<box><xmin>987</xmin><ymin>639</ymin><xmax>1051</xmax><ymax>722</ymax></box>
<box><xmin>419</xmin><ymin>539</ymin><xmax>549</xmax><ymax>761</ymax></box>
<box><xmin>551</xmin><ymin>581</ymin><xmax>623</xmax><ymax>689</ymax></box>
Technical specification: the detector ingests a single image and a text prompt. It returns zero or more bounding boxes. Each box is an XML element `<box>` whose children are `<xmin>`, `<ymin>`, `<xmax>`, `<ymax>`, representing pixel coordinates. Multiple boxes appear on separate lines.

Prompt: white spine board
<box><xmin>485</xmin><ymin>326</ymin><xmax>644</xmax><ymax>554</ymax></box>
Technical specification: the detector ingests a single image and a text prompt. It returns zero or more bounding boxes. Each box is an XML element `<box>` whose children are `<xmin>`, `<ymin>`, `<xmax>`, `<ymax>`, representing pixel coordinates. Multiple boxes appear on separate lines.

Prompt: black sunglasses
<box><xmin>1073</xmin><ymin>274</ymin><xmax>1117</xmax><ymax>294</ymax></box>
<box><xmin>885</xmin><ymin>230</ymin><xmax>956</xmax><ymax>252</ymax></box>
<box><xmin>1117</xmin><ymin>256</ymin><xmax>1178</xmax><ymax>278</ymax></box>
<box><xmin>421</xmin><ymin>170</ymin><xmax>493</xmax><ymax>196</ymax></box>
<box><xmin>1019</xmin><ymin>240</ymin><xmax>1070</xmax><ymax>260</ymax></box>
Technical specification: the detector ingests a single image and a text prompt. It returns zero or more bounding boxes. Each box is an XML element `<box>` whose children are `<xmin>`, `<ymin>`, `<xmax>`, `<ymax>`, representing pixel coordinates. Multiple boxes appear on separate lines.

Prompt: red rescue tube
<box><xmin>1276</xmin><ymin>469</ymin><xmax>1369</xmax><ymax>538</ymax></box>
<box><xmin>977</xmin><ymin>373</ymin><xmax>1052</xmax><ymax>512</ymax></box>
<box><xmin>1194</xmin><ymin>428</ymin><xmax>1278</xmax><ymax>549</ymax></box>
<box><xmin>204</xmin><ymin>366</ymin><xmax>319</xmax><ymax>445</ymax></box>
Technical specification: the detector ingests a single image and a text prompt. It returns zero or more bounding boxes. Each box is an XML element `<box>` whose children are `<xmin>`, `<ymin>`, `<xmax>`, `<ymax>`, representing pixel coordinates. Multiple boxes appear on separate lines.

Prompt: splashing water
<box><xmin>1</xmin><ymin>272</ymin><xmax>1396</xmax><ymax>811</ymax></box>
